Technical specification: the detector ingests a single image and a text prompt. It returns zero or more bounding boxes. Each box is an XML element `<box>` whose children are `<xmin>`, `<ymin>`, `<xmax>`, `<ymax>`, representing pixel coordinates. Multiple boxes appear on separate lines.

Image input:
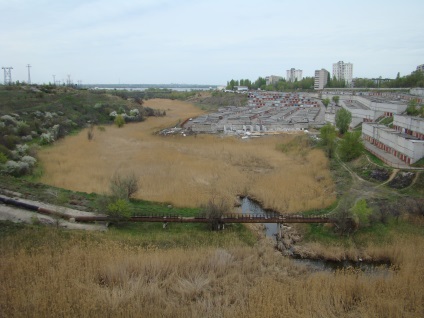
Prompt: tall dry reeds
<box><xmin>1</xmin><ymin>226</ymin><xmax>423</xmax><ymax>317</ymax></box>
<box><xmin>37</xmin><ymin>99</ymin><xmax>335</xmax><ymax>213</ymax></box>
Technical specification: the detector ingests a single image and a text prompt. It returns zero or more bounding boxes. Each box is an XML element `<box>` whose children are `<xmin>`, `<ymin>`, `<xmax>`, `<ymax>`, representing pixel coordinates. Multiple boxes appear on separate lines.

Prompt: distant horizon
<box><xmin>1</xmin><ymin>1</ymin><xmax>423</xmax><ymax>85</ymax></box>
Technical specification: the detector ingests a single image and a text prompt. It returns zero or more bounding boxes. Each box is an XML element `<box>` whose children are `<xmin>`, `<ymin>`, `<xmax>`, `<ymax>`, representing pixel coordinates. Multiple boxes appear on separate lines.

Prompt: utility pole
<box><xmin>52</xmin><ymin>75</ymin><xmax>56</xmax><ymax>85</ymax></box>
<box><xmin>27</xmin><ymin>64</ymin><xmax>31</xmax><ymax>84</ymax></box>
<box><xmin>2</xmin><ymin>67</ymin><xmax>13</xmax><ymax>85</ymax></box>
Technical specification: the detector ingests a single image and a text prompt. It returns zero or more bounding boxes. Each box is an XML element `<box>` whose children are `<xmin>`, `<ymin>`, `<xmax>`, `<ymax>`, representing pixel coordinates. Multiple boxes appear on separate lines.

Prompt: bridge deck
<box><xmin>0</xmin><ymin>196</ymin><xmax>334</xmax><ymax>224</ymax></box>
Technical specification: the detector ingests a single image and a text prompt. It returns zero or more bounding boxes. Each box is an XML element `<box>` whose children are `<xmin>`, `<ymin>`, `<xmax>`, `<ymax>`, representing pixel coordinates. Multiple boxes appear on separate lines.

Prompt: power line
<box><xmin>2</xmin><ymin>67</ymin><xmax>13</xmax><ymax>85</ymax></box>
<box><xmin>27</xmin><ymin>64</ymin><xmax>31</xmax><ymax>84</ymax></box>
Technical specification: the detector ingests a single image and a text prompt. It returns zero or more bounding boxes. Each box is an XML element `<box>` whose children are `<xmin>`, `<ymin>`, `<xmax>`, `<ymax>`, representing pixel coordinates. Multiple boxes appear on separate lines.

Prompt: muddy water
<box><xmin>240</xmin><ymin>197</ymin><xmax>278</xmax><ymax>237</ymax></box>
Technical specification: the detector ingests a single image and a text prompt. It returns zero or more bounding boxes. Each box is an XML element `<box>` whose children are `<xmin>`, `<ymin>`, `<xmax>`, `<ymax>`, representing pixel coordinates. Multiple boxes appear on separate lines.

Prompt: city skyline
<box><xmin>1</xmin><ymin>0</ymin><xmax>423</xmax><ymax>85</ymax></box>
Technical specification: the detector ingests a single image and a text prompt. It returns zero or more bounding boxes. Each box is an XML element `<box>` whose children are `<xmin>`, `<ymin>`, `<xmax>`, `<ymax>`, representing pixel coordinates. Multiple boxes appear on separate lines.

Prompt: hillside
<box><xmin>0</xmin><ymin>85</ymin><xmax>160</xmax><ymax>176</ymax></box>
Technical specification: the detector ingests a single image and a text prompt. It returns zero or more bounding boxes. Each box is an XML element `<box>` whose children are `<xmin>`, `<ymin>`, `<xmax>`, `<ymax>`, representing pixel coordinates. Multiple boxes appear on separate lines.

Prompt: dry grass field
<box><xmin>1</xmin><ymin>225</ymin><xmax>423</xmax><ymax>317</ymax></box>
<box><xmin>38</xmin><ymin>99</ymin><xmax>335</xmax><ymax>213</ymax></box>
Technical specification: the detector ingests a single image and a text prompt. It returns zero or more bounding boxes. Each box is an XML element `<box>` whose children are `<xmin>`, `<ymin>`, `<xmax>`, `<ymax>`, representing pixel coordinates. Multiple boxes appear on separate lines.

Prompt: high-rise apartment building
<box><xmin>332</xmin><ymin>61</ymin><xmax>353</xmax><ymax>84</ymax></box>
<box><xmin>286</xmin><ymin>68</ymin><xmax>303</xmax><ymax>82</ymax></box>
<box><xmin>265</xmin><ymin>75</ymin><xmax>283</xmax><ymax>85</ymax></box>
<box><xmin>314</xmin><ymin>69</ymin><xmax>329</xmax><ymax>90</ymax></box>
<box><xmin>417</xmin><ymin>64</ymin><xmax>424</xmax><ymax>72</ymax></box>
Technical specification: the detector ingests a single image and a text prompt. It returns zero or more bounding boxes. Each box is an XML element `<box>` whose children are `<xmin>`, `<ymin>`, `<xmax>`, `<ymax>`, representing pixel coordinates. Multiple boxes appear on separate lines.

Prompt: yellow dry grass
<box><xmin>1</xmin><ymin>227</ymin><xmax>423</xmax><ymax>317</ymax></box>
<box><xmin>38</xmin><ymin>99</ymin><xmax>335</xmax><ymax>213</ymax></box>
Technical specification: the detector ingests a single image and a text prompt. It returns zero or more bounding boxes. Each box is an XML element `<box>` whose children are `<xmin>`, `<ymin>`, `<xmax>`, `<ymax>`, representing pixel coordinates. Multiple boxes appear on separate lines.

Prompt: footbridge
<box><xmin>0</xmin><ymin>195</ymin><xmax>334</xmax><ymax>225</ymax></box>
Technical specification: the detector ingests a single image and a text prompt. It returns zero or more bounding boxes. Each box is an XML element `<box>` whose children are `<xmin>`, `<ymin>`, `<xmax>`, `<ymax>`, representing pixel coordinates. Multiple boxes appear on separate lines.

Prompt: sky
<box><xmin>1</xmin><ymin>0</ymin><xmax>423</xmax><ymax>85</ymax></box>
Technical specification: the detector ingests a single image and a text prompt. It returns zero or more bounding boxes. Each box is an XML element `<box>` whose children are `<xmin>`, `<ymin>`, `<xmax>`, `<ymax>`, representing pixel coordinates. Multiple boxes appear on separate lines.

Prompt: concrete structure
<box><xmin>314</xmin><ymin>69</ymin><xmax>329</xmax><ymax>90</ymax></box>
<box><xmin>362</xmin><ymin>122</ymin><xmax>424</xmax><ymax>165</ymax></box>
<box><xmin>322</xmin><ymin>94</ymin><xmax>408</xmax><ymax>128</ymax></box>
<box><xmin>266</xmin><ymin>75</ymin><xmax>283</xmax><ymax>86</ymax></box>
<box><xmin>190</xmin><ymin>92</ymin><xmax>324</xmax><ymax>135</ymax></box>
<box><xmin>234</xmin><ymin>86</ymin><xmax>248</xmax><ymax>92</ymax></box>
<box><xmin>393</xmin><ymin>115</ymin><xmax>424</xmax><ymax>140</ymax></box>
<box><xmin>411</xmin><ymin>87</ymin><xmax>424</xmax><ymax>97</ymax></box>
<box><xmin>286</xmin><ymin>68</ymin><xmax>302</xmax><ymax>82</ymax></box>
<box><xmin>332</xmin><ymin>61</ymin><xmax>353</xmax><ymax>85</ymax></box>
<box><xmin>417</xmin><ymin>64</ymin><xmax>424</xmax><ymax>72</ymax></box>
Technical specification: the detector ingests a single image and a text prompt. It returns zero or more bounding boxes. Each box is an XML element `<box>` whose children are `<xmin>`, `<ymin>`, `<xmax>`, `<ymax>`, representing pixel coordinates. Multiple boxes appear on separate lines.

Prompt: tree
<box><xmin>338</xmin><ymin>131</ymin><xmax>364</xmax><ymax>161</ymax></box>
<box><xmin>322</xmin><ymin>98</ymin><xmax>330</xmax><ymax>108</ymax></box>
<box><xmin>110</xmin><ymin>172</ymin><xmax>139</xmax><ymax>200</ymax></box>
<box><xmin>200</xmin><ymin>198</ymin><xmax>229</xmax><ymax>231</ymax></box>
<box><xmin>332</xmin><ymin>95</ymin><xmax>340</xmax><ymax>105</ymax></box>
<box><xmin>335</xmin><ymin>108</ymin><xmax>352</xmax><ymax>135</ymax></box>
<box><xmin>406</xmin><ymin>99</ymin><xmax>420</xmax><ymax>116</ymax></box>
<box><xmin>319</xmin><ymin>123</ymin><xmax>337</xmax><ymax>158</ymax></box>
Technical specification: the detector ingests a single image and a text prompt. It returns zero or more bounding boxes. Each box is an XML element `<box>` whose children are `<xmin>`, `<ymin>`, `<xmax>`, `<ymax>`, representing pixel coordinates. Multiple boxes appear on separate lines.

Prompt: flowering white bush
<box><xmin>0</xmin><ymin>115</ymin><xmax>17</xmax><ymax>125</ymax></box>
<box><xmin>40</xmin><ymin>133</ymin><xmax>54</xmax><ymax>145</ymax></box>
<box><xmin>15</xmin><ymin>144</ymin><xmax>29</xmax><ymax>155</ymax></box>
<box><xmin>130</xmin><ymin>109</ymin><xmax>140</xmax><ymax>116</ymax></box>
<box><xmin>21</xmin><ymin>155</ymin><xmax>37</xmax><ymax>167</ymax></box>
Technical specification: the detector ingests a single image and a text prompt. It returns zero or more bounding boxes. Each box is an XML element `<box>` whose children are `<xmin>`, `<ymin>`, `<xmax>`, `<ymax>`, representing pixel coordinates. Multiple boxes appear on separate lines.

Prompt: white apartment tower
<box><xmin>332</xmin><ymin>61</ymin><xmax>353</xmax><ymax>84</ymax></box>
<box><xmin>314</xmin><ymin>69</ymin><xmax>329</xmax><ymax>90</ymax></box>
<box><xmin>286</xmin><ymin>68</ymin><xmax>303</xmax><ymax>82</ymax></box>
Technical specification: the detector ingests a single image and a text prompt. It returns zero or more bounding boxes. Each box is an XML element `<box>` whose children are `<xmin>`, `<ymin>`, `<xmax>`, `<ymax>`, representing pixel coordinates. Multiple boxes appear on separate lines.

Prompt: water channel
<box><xmin>240</xmin><ymin>197</ymin><xmax>392</xmax><ymax>273</ymax></box>
<box><xmin>240</xmin><ymin>196</ymin><xmax>278</xmax><ymax>237</ymax></box>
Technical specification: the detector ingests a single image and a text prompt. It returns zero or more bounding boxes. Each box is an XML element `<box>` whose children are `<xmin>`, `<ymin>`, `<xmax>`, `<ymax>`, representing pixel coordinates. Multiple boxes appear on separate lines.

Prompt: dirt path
<box><xmin>0</xmin><ymin>193</ymin><xmax>107</xmax><ymax>231</ymax></box>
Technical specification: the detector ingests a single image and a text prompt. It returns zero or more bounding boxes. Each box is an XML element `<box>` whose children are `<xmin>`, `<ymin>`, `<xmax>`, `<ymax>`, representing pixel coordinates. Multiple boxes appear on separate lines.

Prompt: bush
<box><xmin>114</xmin><ymin>115</ymin><xmax>125</xmax><ymax>128</ymax></box>
<box><xmin>338</xmin><ymin>131</ymin><xmax>364</xmax><ymax>162</ymax></box>
<box><xmin>199</xmin><ymin>198</ymin><xmax>229</xmax><ymax>230</ymax></box>
<box><xmin>0</xmin><ymin>135</ymin><xmax>20</xmax><ymax>150</ymax></box>
<box><xmin>2</xmin><ymin>160</ymin><xmax>30</xmax><ymax>176</ymax></box>
<box><xmin>110</xmin><ymin>172</ymin><xmax>139</xmax><ymax>200</ymax></box>
<box><xmin>0</xmin><ymin>152</ymin><xmax>7</xmax><ymax>165</ymax></box>
<box><xmin>107</xmin><ymin>199</ymin><xmax>133</xmax><ymax>218</ymax></box>
<box><xmin>0</xmin><ymin>144</ymin><xmax>12</xmax><ymax>159</ymax></box>
<box><xmin>40</xmin><ymin>133</ymin><xmax>54</xmax><ymax>145</ymax></box>
<box><xmin>351</xmin><ymin>199</ymin><xmax>372</xmax><ymax>228</ymax></box>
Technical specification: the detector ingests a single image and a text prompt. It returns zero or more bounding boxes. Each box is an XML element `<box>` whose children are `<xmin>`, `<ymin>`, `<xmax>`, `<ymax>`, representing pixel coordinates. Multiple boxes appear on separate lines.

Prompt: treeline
<box><xmin>353</xmin><ymin>71</ymin><xmax>424</xmax><ymax>88</ymax></box>
<box><xmin>226</xmin><ymin>77</ymin><xmax>314</xmax><ymax>91</ymax></box>
<box><xmin>225</xmin><ymin>70</ymin><xmax>424</xmax><ymax>91</ymax></box>
<box><xmin>111</xmin><ymin>88</ymin><xmax>198</xmax><ymax>101</ymax></box>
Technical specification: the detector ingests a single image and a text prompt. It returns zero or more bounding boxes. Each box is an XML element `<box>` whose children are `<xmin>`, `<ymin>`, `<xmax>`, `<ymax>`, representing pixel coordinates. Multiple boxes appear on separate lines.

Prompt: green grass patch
<box><xmin>107</xmin><ymin>222</ymin><xmax>256</xmax><ymax>248</ymax></box>
<box><xmin>0</xmin><ymin>220</ymin><xmax>256</xmax><ymax>251</ymax></box>
<box><xmin>364</xmin><ymin>150</ymin><xmax>387</xmax><ymax>167</ymax></box>
<box><xmin>301</xmin><ymin>200</ymin><xmax>338</xmax><ymax>216</ymax></box>
<box><xmin>411</xmin><ymin>157</ymin><xmax>424</xmax><ymax>167</ymax></box>
<box><xmin>379</xmin><ymin>116</ymin><xmax>394</xmax><ymax>126</ymax></box>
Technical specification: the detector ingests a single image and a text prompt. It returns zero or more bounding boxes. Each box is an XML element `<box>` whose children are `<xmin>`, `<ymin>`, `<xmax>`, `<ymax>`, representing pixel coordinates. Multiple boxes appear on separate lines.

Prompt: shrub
<box><xmin>87</xmin><ymin>125</ymin><xmax>94</xmax><ymax>141</ymax></box>
<box><xmin>16</xmin><ymin>121</ymin><xmax>31</xmax><ymax>136</ymax></box>
<box><xmin>114</xmin><ymin>115</ymin><xmax>125</xmax><ymax>128</ymax></box>
<box><xmin>21</xmin><ymin>155</ymin><xmax>37</xmax><ymax>167</ymax></box>
<box><xmin>110</xmin><ymin>172</ymin><xmax>139</xmax><ymax>200</ymax></box>
<box><xmin>0</xmin><ymin>135</ymin><xmax>20</xmax><ymax>150</ymax></box>
<box><xmin>351</xmin><ymin>199</ymin><xmax>372</xmax><ymax>228</ymax></box>
<box><xmin>107</xmin><ymin>199</ymin><xmax>132</xmax><ymax>218</ymax></box>
<box><xmin>338</xmin><ymin>131</ymin><xmax>364</xmax><ymax>162</ymax></box>
<box><xmin>0</xmin><ymin>144</ymin><xmax>12</xmax><ymax>159</ymax></box>
<box><xmin>2</xmin><ymin>160</ymin><xmax>30</xmax><ymax>176</ymax></box>
<box><xmin>0</xmin><ymin>152</ymin><xmax>7</xmax><ymax>165</ymax></box>
<box><xmin>15</xmin><ymin>144</ymin><xmax>29</xmax><ymax>156</ymax></box>
<box><xmin>40</xmin><ymin>133</ymin><xmax>54</xmax><ymax>145</ymax></box>
<box><xmin>199</xmin><ymin>198</ymin><xmax>229</xmax><ymax>231</ymax></box>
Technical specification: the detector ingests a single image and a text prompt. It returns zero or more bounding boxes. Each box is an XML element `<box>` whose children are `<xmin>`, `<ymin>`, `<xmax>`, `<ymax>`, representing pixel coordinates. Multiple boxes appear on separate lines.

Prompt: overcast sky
<box><xmin>1</xmin><ymin>0</ymin><xmax>423</xmax><ymax>85</ymax></box>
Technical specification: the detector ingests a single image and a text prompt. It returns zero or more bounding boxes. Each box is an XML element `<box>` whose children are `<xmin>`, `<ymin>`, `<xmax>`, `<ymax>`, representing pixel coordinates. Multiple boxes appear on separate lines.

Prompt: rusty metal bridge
<box><xmin>0</xmin><ymin>195</ymin><xmax>334</xmax><ymax>225</ymax></box>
